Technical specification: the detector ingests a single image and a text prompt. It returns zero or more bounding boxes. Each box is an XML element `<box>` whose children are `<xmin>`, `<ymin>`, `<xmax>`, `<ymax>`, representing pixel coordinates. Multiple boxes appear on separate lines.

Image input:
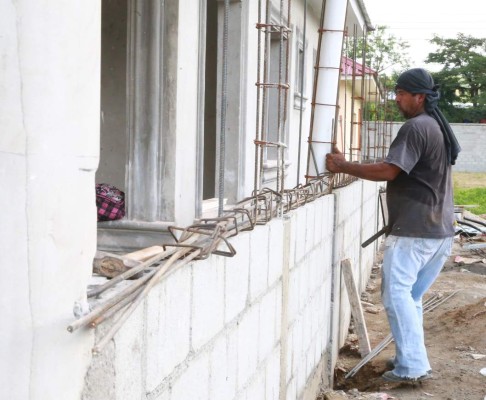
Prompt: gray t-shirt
<box><xmin>384</xmin><ymin>113</ymin><xmax>455</xmax><ymax>238</ymax></box>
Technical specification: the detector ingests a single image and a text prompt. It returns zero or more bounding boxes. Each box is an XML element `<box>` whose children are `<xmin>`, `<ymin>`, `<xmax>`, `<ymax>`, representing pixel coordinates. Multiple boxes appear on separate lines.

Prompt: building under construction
<box><xmin>1</xmin><ymin>0</ymin><xmax>394</xmax><ymax>399</ymax></box>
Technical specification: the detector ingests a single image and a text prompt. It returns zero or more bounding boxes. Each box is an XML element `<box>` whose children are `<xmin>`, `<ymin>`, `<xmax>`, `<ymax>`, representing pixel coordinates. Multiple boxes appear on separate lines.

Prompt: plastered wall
<box><xmin>0</xmin><ymin>2</ymin><xmax>100</xmax><ymax>400</ymax></box>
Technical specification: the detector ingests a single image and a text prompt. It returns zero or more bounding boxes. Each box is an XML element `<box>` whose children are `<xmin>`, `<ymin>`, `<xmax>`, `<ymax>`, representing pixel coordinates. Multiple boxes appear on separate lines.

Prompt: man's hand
<box><xmin>325</xmin><ymin>146</ymin><xmax>402</xmax><ymax>181</ymax></box>
<box><xmin>325</xmin><ymin>147</ymin><xmax>347</xmax><ymax>173</ymax></box>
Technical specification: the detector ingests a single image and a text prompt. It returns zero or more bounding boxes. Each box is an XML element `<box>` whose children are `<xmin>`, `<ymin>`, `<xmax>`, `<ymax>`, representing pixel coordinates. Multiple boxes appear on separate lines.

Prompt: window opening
<box><xmin>254</xmin><ymin>0</ymin><xmax>292</xmax><ymax>212</ymax></box>
<box><xmin>295</xmin><ymin>0</ymin><xmax>308</xmax><ymax>187</ymax></box>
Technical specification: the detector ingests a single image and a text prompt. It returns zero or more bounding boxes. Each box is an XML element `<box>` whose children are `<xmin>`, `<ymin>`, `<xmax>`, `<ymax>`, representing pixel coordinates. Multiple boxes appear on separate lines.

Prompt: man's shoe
<box><xmin>382</xmin><ymin>370</ymin><xmax>432</xmax><ymax>383</ymax></box>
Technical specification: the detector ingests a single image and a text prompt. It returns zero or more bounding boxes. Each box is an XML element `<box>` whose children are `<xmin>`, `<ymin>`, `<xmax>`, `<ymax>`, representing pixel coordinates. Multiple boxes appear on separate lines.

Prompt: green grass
<box><xmin>454</xmin><ymin>187</ymin><xmax>486</xmax><ymax>215</ymax></box>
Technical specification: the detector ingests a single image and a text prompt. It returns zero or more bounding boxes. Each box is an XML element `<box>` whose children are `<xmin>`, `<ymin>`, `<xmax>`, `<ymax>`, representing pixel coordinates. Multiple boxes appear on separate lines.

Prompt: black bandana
<box><xmin>395</xmin><ymin>68</ymin><xmax>461</xmax><ymax>165</ymax></box>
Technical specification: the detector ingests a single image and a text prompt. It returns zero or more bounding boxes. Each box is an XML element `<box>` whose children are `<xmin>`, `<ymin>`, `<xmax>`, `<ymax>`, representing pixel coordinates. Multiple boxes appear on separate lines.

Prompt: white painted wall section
<box><xmin>0</xmin><ymin>2</ymin><xmax>100</xmax><ymax>400</ymax></box>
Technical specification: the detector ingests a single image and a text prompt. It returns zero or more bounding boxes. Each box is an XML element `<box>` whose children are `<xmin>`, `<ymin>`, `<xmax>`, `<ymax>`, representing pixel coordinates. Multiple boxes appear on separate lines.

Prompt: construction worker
<box><xmin>325</xmin><ymin>68</ymin><xmax>460</xmax><ymax>382</ymax></box>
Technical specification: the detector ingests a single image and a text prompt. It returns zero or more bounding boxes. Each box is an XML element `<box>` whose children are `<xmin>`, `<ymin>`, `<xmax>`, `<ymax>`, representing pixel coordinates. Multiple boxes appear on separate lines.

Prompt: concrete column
<box><xmin>0</xmin><ymin>2</ymin><xmax>100</xmax><ymax>399</ymax></box>
<box><xmin>308</xmin><ymin>0</ymin><xmax>348</xmax><ymax>177</ymax></box>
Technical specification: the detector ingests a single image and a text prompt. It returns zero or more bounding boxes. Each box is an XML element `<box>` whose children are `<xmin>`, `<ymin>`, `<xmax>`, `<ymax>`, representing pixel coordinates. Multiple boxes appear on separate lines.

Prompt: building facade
<box><xmin>1</xmin><ymin>1</ymin><xmax>388</xmax><ymax>399</ymax></box>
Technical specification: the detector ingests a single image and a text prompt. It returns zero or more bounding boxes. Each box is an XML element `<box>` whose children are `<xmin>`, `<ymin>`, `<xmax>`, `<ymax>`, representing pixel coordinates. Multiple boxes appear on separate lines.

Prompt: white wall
<box><xmin>82</xmin><ymin>180</ymin><xmax>380</xmax><ymax>400</ymax></box>
<box><xmin>386</xmin><ymin>122</ymin><xmax>486</xmax><ymax>173</ymax></box>
<box><xmin>0</xmin><ymin>2</ymin><xmax>100</xmax><ymax>400</ymax></box>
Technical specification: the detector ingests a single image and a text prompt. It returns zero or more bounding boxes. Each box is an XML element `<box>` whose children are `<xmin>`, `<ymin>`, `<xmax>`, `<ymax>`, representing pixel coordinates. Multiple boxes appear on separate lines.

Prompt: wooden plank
<box><xmin>341</xmin><ymin>259</ymin><xmax>371</xmax><ymax>357</ymax></box>
<box><xmin>125</xmin><ymin>245</ymin><xmax>165</xmax><ymax>261</ymax></box>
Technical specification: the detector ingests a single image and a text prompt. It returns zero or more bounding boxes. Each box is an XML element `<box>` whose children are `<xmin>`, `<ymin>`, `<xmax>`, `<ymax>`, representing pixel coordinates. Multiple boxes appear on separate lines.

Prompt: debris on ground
<box><xmin>318</xmin><ymin>389</ymin><xmax>395</xmax><ymax>400</ymax></box>
<box><xmin>328</xmin><ymin>212</ymin><xmax>486</xmax><ymax>400</ymax></box>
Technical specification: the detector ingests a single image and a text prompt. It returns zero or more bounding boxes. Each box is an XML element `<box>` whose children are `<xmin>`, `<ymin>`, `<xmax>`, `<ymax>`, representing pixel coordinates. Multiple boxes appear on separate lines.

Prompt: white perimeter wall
<box><xmin>83</xmin><ymin>180</ymin><xmax>380</xmax><ymax>400</ymax></box>
<box><xmin>388</xmin><ymin>122</ymin><xmax>486</xmax><ymax>173</ymax></box>
<box><xmin>0</xmin><ymin>2</ymin><xmax>100</xmax><ymax>400</ymax></box>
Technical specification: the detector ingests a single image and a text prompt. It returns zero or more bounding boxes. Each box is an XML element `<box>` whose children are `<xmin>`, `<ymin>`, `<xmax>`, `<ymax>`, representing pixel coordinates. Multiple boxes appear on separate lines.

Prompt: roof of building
<box><xmin>341</xmin><ymin>56</ymin><xmax>377</xmax><ymax>77</ymax></box>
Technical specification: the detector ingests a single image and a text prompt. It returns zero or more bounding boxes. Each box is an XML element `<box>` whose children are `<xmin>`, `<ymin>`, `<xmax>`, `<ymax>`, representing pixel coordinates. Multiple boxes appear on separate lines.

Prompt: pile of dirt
<box><xmin>325</xmin><ymin>237</ymin><xmax>486</xmax><ymax>400</ymax></box>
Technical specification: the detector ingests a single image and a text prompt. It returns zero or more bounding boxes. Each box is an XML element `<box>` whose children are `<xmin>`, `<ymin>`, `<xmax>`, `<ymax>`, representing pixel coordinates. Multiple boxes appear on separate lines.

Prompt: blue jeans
<box><xmin>381</xmin><ymin>235</ymin><xmax>453</xmax><ymax>378</ymax></box>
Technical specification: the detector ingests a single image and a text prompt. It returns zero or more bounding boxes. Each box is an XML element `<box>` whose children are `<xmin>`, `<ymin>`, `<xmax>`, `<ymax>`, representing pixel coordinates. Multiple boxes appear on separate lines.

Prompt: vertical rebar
<box><xmin>218</xmin><ymin>0</ymin><xmax>230</xmax><ymax>216</ymax></box>
<box><xmin>253</xmin><ymin>0</ymin><xmax>291</xmax><ymax>209</ymax></box>
<box><xmin>349</xmin><ymin>25</ymin><xmax>357</xmax><ymax>161</ymax></box>
<box><xmin>305</xmin><ymin>0</ymin><xmax>327</xmax><ymax>181</ymax></box>
<box><xmin>296</xmin><ymin>0</ymin><xmax>307</xmax><ymax>187</ymax></box>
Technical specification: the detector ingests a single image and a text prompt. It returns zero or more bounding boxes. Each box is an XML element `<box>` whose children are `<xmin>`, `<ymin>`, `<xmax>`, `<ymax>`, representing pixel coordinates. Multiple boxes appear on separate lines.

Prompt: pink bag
<box><xmin>95</xmin><ymin>183</ymin><xmax>125</xmax><ymax>221</ymax></box>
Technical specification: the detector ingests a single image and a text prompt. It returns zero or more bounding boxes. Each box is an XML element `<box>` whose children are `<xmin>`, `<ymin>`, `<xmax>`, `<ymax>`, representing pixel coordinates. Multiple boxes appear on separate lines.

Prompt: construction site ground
<box><xmin>319</xmin><ymin>231</ymin><xmax>486</xmax><ymax>400</ymax></box>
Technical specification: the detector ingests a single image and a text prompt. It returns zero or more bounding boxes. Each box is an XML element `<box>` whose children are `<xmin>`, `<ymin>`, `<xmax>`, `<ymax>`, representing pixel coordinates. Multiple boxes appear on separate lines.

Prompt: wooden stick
<box><xmin>90</xmin><ymin>286</ymin><xmax>144</xmax><ymax>328</ymax></box>
<box><xmin>124</xmin><ymin>246</ymin><xmax>165</xmax><ymax>261</ymax></box>
<box><xmin>341</xmin><ymin>259</ymin><xmax>371</xmax><ymax>357</ymax></box>
<box><xmin>92</xmin><ymin>247</ymin><xmax>201</xmax><ymax>354</ymax></box>
<box><xmin>88</xmin><ymin>249</ymin><xmax>173</xmax><ymax>298</ymax></box>
<box><xmin>67</xmin><ymin>270</ymin><xmax>156</xmax><ymax>333</ymax></box>
<box><xmin>88</xmin><ymin>234</ymin><xmax>203</xmax><ymax>298</ymax></box>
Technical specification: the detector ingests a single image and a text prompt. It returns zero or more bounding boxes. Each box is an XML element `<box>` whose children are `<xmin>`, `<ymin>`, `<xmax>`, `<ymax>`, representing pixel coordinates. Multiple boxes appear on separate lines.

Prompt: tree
<box><xmin>347</xmin><ymin>26</ymin><xmax>411</xmax><ymax>122</ymax></box>
<box><xmin>347</xmin><ymin>25</ymin><xmax>411</xmax><ymax>74</ymax></box>
<box><xmin>426</xmin><ymin>33</ymin><xmax>486</xmax><ymax>122</ymax></box>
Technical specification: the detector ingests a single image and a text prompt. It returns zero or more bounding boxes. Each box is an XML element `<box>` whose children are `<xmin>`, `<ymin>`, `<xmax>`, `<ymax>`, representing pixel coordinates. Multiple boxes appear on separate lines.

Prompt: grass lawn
<box><xmin>453</xmin><ymin>172</ymin><xmax>486</xmax><ymax>215</ymax></box>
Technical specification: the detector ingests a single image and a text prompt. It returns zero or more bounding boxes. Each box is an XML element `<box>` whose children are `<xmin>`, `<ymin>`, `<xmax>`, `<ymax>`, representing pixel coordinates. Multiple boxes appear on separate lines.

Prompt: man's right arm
<box><xmin>325</xmin><ymin>151</ymin><xmax>401</xmax><ymax>182</ymax></box>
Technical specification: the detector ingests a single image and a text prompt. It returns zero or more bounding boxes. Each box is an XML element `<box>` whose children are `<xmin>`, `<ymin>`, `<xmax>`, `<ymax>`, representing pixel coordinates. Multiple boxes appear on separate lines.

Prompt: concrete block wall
<box><xmin>388</xmin><ymin>122</ymin><xmax>486</xmax><ymax>173</ymax></box>
<box><xmin>83</xmin><ymin>180</ymin><xmax>380</xmax><ymax>400</ymax></box>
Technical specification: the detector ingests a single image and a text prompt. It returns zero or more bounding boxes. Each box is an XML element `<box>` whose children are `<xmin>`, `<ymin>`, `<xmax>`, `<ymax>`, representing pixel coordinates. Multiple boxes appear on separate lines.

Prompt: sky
<box><xmin>363</xmin><ymin>0</ymin><xmax>486</xmax><ymax>72</ymax></box>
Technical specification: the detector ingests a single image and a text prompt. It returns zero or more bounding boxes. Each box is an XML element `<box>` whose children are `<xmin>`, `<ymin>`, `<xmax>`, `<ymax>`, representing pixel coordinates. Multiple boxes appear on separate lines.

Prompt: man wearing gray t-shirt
<box><xmin>325</xmin><ymin>68</ymin><xmax>460</xmax><ymax>383</ymax></box>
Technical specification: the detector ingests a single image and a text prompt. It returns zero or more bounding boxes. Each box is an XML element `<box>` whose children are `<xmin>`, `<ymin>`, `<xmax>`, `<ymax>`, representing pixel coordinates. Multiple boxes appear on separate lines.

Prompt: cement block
<box><xmin>249</xmin><ymin>224</ymin><xmax>270</xmax><ymax>302</ymax></box>
<box><xmin>258</xmin><ymin>289</ymin><xmax>276</xmax><ymax>362</ymax></box>
<box><xmin>268</xmin><ymin>219</ymin><xmax>284</xmax><ymax>286</ymax></box>
<box><xmin>149</xmin><ymin>388</ymin><xmax>170</xmax><ymax>400</ymax></box>
<box><xmin>227</xmin><ymin>329</ymin><xmax>239</xmax><ymax>390</ymax></box>
<box><xmin>310</xmin><ymin>251</ymin><xmax>320</xmax><ymax>293</ymax></box>
<box><xmin>296</xmin><ymin>353</ymin><xmax>307</xmax><ymax>396</ymax></box>
<box><xmin>313</xmin><ymin>198</ymin><xmax>324</xmax><ymax>248</ymax></box>
<box><xmin>145</xmin><ymin>267</ymin><xmax>191</xmax><ymax>391</ymax></box>
<box><xmin>275</xmin><ymin>283</ymin><xmax>282</xmax><ymax>343</ymax></box>
<box><xmin>288</xmin><ymin>212</ymin><xmax>297</xmax><ymax>270</ymax></box>
<box><xmin>302</xmin><ymin>304</ymin><xmax>312</xmax><ymax>359</ymax></box>
<box><xmin>305</xmin><ymin>202</ymin><xmax>316</xmax><ymax>254</ymax></box>
<box><xmin>294</xmin><ymin>208</ymin><xmax>307</xmax><ymax>264</ymax></box>
<box><xmin>286</xmin><ymin>377</ymin><xmax>297</xmax><ymax>400</ymax></box>
<box><xmin>265</xmin><ymin>347</ymin><xmax>280</xmax><ymax>400</ymax></box>
<box><xmin>286</xmin><ymin>324</ymin><xmax>293</xmax><ymax>382</ymax></box>
<box><xmin>209</xmin><ymin>335</ymin><xmax>237</xmax><ymax>400</ymax></box>
<box><xmin>291</xmin><ymin>318</ymin><xmax>303</xmax><ymax>375</ymax></box>
<box><xmin>82</xmin><ymin>326</ymin><xmax>116</xmax><ymax>400</ymax></box>
<box><xmin>170</xmin><ymin>353</ymin><xmax>210</xmax><ymax>400</ymax></box>
<box><xmin>114</xmin><ymin>302</ymin><xmax>144</xmax><ymax>399</ymax></box>
<box><xmin>243</xmin><ymin>371</ymin><xmax>265</xmax><ymax>400</ymax></box>
<box><xmin>192</xmin><ymin>256</ymin><xmax>225</xmax><ymax>351</ymax></box>
<box><xmin>237</xmin><ymin>305</ymin><xmax>259</xmax><ymax>390</ymax></box>
<box><xmin>225</xmin><ymin>234</ymin><xmax>250</xmax><ymax>324</ymax></box>
<box><xmin>288</xmin><ymin>267</ymin><xmax>300</xmax><ymax>322</ymax></box>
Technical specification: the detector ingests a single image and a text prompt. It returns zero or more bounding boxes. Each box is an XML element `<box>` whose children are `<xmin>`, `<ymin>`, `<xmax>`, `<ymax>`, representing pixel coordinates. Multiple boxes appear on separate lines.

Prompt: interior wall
<box><xmin>97</xmin><ymin>0</ymin><xmax>128</xmax><ymax>190</ymax></box>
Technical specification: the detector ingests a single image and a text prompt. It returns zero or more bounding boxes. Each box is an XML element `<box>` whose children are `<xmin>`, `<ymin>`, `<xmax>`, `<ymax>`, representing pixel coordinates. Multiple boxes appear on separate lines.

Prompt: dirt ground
<box><xmin>318</xmin><ymin>225</ymin><xmax>486</xmax><ymax>400</ymax></box>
